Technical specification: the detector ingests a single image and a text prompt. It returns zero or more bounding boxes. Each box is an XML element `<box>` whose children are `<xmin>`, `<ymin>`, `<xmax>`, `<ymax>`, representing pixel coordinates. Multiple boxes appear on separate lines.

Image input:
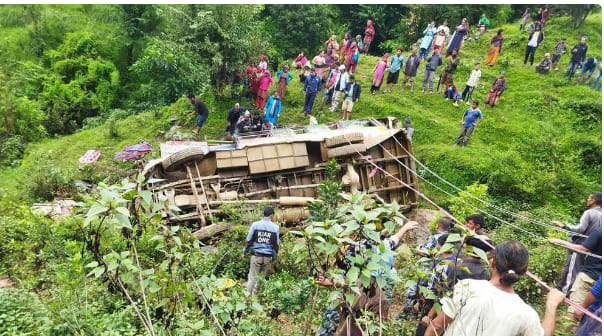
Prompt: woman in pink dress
<box><xmin>256</xmin><ymin>70</ymin><xmax>274</xmax><ymax>109</ymax></box>
<box><xmin>312</xmin><ymin>50</ymin><xmax>327</xmax><ymax>78</ymax></box>
<box><xmin>363</xmin><ymin>20</ymin><xmax>375</xmax><ymax>53</ymax></box>
<box><xmin>370</xmin><ymin>54</ymin><xmax>390</xmax><ymax>95</ymax></box>
<box><xmin>346</xmin><ymin>38</ymin><xmax>358</xmax><ymax>73</ymax></box>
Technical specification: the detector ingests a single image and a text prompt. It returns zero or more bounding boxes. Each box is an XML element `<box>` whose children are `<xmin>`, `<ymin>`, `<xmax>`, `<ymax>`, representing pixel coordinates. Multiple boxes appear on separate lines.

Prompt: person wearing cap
<box><xmin>304</xmin><ymin>111</ymin><xmax>318</xmax><ymax>126</ymax></box>
<box><xmin>242</xmin><ymin>207</ymin><xmax>280</xmax><ymax>295</ymax></box>
<box><xmin>552</xmin><ymin>37</ymin><xmax>567</xmax><ymax>71</ymax></box>
<box><xmin>384</xmin><ymin>47</ymin><xmax>404</xmax><ymax>93</ymax></box>
<box><xmin>236</xmin><ymin>110</ymin><xmax>252</xmax><ymax>134</ymax></box>
<box><xmin>371</xmin><ymin>54</ymin><xmax>390</xmax><ymax>95</ymax></box>
<box><xmin>329</xmin><ymin>64</ymin><xmax>349</xmax><ymax>112</ymax></box>
<box><xmin>264</xmin><ymin>91</ymin><xmax>282</xmax><ymax>126</ymax></box>
<box><xmin>461</xmin><ymin>62</ymin><xmax>481</xmax><ymax>104</ymax></box>
<box><xmin>303</xmin><ymin>68</ymin><xmax>322</xmax><ymax>114</ymax></box>
<box><xmin>566</xmin><ymin>36</ymin><xmax>588</xmax><ymax>80</ymax></box>
<box><xmin>256</xmin><ymin>70</ymin><xmax>274</xmax><ymax>109</ymax></box>
<box><xmin>341</xmin><ymin>74</ymin><xmax>361</xmax><ymax>120</ymax></box>
<box><xmin>187</xmin><ymin>94</ymin><xmax>209</xmax><ymax>135</ymax></box>
<box><xmin>275</xmin><ymin>65</ymin><xmax>294</xmax><ymax>100</ymax></box>
<box><xmin>424</xmin><ymin>240</ymin><xmax>544</xmax><ymax>336</ymax></box>
<box><xmin>535</xmin><ymin>53</ymin><xmax>553</xmax><ymax>74</ymax></box>
<box><xmin>455</xmin><ymin>99</ymin><xmax>482</xmax><ymax>147</ymax></box>
<box><xmin>485</xmin><ymin>71</ymin><xmax>506</xmax><ymax>107</ymax></box>
<box><xmin>401</xmin><ymin>46</ymin><xmax>422</xmax><ymax>93</ymax></box>
<box><xmin>524</xmin><ymin>25</ymin><xmax>544</xmax><ymax>67</ymax></box>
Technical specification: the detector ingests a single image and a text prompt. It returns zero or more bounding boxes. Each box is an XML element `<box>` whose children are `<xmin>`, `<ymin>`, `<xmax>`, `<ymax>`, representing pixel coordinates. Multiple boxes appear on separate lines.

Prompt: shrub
<box><xmin>0</xmin><ymin>135</ymin><xmax>26</xmax><ymax>166</ymax></box>
<box><xmin>22</xmin><ymin>152</ymin><xmax>76</xmax><ymax>201</ymax></box>
<box><xmin>0</xmin><ymin>288</ymin><xmax>51</xmax><ymax>335</ymax></box>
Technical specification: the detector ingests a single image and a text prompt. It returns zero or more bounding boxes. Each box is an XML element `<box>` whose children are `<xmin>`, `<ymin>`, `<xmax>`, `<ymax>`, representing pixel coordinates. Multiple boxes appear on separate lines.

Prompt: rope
<box><xmin>341</xmin><ymin>134</ymin><xmax>602</xmax><ymax>324</ymax></box>
<box><xmin>392</xmin><ymin>136</ymin><xmax>590</xmax><ymax>239</ymax></box>
<box><xmin>377</xmin><ymin>143</ymin><xmax>603</xmax><ymax>261</ymax></box>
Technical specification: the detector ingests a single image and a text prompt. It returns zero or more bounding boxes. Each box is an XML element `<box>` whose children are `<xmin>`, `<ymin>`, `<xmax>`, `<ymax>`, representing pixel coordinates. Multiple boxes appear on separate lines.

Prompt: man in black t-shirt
<box><xmin>549</xmin><ymin>225</ymin><xmax>601</xmax><ymax>320</ymax></box>
<box><xmin>187</xmin><ymin>94</ymin><xmax>209</xmax><ymax>135</ymax></box>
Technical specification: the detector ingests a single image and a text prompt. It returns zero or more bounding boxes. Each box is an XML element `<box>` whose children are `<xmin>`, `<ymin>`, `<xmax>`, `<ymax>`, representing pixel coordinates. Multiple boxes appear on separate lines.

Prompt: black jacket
<box><xmin>571</xmin><ymin>43</ymin><xmax>588</xmax><ymax>63</ymax></box>
<box><xmin>343</xmin><ymin>82</ymin><xmax>361</xmax><ymax>101</ymax></box>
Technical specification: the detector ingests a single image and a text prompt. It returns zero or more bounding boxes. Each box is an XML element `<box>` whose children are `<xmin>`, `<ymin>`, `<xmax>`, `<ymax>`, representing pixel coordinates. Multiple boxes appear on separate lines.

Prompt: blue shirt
<box><xmin>243</xmin><ymin>217</ymin><xmax>280</xmax><ymax>258</ymax></box>
<box><xmin>264</xmin><ymin>96</ymin><xmax>281</xmax><ymax>125</ymax></box>
<box><xmin>463</xmin><ymin>108</ymin><xmax>483</xmax><ymax>128</ymax></box>
<box><xmin>304</xmin><ymin>74</ymin><xmax>322</xmax><ymax>94</ymax></box>
<box><xmin>590</xmin><ymin>276</ymin><xmax>602</xmax><ymax>312</ymax></box>
<box><xmin>390</xmin><ymin>54</ymin><xmax>404</xmax><ymax>72</ymax></box>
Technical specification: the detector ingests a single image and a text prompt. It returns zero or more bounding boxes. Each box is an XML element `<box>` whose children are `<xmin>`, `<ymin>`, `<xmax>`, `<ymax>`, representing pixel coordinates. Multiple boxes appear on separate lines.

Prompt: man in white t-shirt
<box><xmin>524</xmin><ymin>26</ymin><xmax>544</xmax><ymax>66</ymax></box>
<box><xmin>460</xmin><ymin>62</ymin><xmax>482</xmax><ymax>105</ymax></box>
<box><xmin>424</xmin><ymin>240</ymin><xmax>544</xmax><ymax>336</ymax></box>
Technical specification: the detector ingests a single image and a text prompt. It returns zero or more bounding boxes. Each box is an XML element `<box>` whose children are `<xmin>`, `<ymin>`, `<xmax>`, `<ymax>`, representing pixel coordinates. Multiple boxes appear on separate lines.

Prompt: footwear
<box><xmin>466</xmin><ymin>101</ymin><xmax>470</xmax><ymax>105</ymax></box>
<box><xmin>453</xmin><ymin>102</ymin><xmax>459</xmax><ymax>106</ymax></box>
<box><xmin>421</xmin><ymin>89</ymin><xmax>425</xmax><ymax>93</ymax></box>
<box><xmin>429</xmin><ymin>91</ymin><xmax>433</xmax><ymax>94</ymax></box>
<box><xmin>453</xmin><ymin>143</ymin><xmax>458</xmax><ymax>146</ymax></box>
<box><xmin>410</xmin><ymin>89</ymin><xmax>414</xmax><ymax>93</ymax></box>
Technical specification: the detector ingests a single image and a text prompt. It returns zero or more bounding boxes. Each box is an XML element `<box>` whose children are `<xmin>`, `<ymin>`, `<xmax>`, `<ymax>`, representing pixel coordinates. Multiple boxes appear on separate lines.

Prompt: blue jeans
<box><xmin>419</xmin><ymin>47</ymin><xmax>430</xmax><ymax>59</ymax></box>
<box><xmin>578</xmin><ymin>65</ymin><xmax>597</xmax><ymax>81</ymax></box>
<box><xmin>196</xmin><ymin>114</ymin><xmax>208</xmax><ymax>127</ymax></box>
<box><xmin>304</xmin><ymin>91</ymin><xmax>317</xmax><ymax>113</ymax></box>
<box><xmin>591</xmin><ymin>68</ymin><xmax>602</xmax><ymax>90</ymax></box>
<box><xmin>565</xmin><ymin>60</ymin><xmax>581</xmax><ymax>79</ymax></box>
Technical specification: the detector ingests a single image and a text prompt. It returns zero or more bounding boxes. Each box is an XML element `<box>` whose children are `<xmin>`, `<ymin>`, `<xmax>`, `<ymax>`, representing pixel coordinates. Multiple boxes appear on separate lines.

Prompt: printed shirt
<box><xmin>463</xmin><ymin>108</ymin><xmax>483</xmax><ymax>128</ymax></box>
<box><xmin>305</xmin><ymin>74</ymin><xmax>322</xmax><ymax>93</ymax></box>
<box><xmin>390</xmin><ymin>54</ymin><xmax>404</xmax><ymax>72</ymax></box>
<box><xmin>466</xmin><ymin>69</ymin><xmax>482</xmax><ymax>87</ymax></box>
<box><xmin>554</xmin><ymin>42</ymin><xmax>567</xmax><ymax>55</ymax></box>
<box><xmin>243</xmin><ymin>217</ymin><xmax>280</xmax><ymax>257</ymax></box>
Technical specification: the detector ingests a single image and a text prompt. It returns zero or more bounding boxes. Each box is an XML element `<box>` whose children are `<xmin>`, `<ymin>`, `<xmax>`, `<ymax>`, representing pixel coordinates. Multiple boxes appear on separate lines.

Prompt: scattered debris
<box><xmin>113</xmin><ymin>141</ymin><xmax>153</xmax><ymax>161</ymax></box>
<box><xmin>32</xmin><ymin>199</ymin><xmax>78</xmax><ymax>218</ymax></box>
<box><xmin>78</xmin><ymin>150</ymin><xmax>101</xmax><ymax>166</ymax></box>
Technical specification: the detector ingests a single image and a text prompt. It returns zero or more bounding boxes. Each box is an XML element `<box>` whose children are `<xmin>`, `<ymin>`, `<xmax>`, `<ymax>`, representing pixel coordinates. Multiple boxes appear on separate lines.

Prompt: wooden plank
<box><xmin>186</xmin><ymin>166</ymin><xmax>206</xmax><ymax>227</ymax></box>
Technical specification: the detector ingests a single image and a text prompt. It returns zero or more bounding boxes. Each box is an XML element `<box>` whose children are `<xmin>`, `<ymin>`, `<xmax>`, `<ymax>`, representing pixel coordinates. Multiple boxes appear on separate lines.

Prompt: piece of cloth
<box><xmin>466</xmin><ymin>69</ymin><xmax>482</xmax><ymax>87</ymax></box>
<box><xmin>443</xmin><ymin>279</ymin><xmax>544</xmax><ymax>336</ymax></box>
<box><xmin>581</xmin><ymin>226</ymin><xmax>602</xmax><ymax>281</ymax></box>
<box><xmin>485</xmin><ymin>45</ymin><xmax>501</xmax><ymax>65</ymax></box>
<box><xmin>569</xmin><ymin>272</ymin><xmax>597</xmax><ymax>315</ymax></box>
<box><xmin>113</xmin><ymin>141</ymin><xmax>153</xmax><ymax>161</ymax></box>
<box><xmin>246</xmin><ymin>255</ymin><xmax>272</xmax><ymax>294</ymax></box>
<box><xmin>79</xmin><ymin>150</ymin><xmax>101</xmax><ymax>164</ymax></box>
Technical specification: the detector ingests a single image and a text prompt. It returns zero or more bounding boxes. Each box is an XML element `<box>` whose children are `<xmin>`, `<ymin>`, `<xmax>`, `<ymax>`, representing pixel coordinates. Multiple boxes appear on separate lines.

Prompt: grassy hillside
<box><xmin>5</xmin><ymin>13</ymin><xmax>601</xmax><ymax>217</ymax></box>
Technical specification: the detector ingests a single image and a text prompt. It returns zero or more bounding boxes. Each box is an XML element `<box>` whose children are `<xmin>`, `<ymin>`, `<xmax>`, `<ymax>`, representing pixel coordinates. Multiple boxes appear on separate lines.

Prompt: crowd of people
<box><xmin>184</xmin><ymin>9</ymin><xmax>604</xmax><ymax>336</ymax></box>
<box><xmin>187</xmin><ymin>9</ymin><xmax>600</xmax><ymax>149</ymax></box>
<box><xmin>241</xmin><ymin>190</ymin><xmax>601</xmax><ymax>336</ymax></box>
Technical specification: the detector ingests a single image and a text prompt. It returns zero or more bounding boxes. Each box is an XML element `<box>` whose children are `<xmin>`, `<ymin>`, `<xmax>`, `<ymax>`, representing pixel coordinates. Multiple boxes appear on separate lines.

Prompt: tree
<box><xmin>262</xmin><ymin>5</ymin><xmax>341</xmax><ymax>59</ymax></box>
<box><xmin>550</xmin><ymin>4</ymin><xmax>597</xmax><ymax>28</ymax></box>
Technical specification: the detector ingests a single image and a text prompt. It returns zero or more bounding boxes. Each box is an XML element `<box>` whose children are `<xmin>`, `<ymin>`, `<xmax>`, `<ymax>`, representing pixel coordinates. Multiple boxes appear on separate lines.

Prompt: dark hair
<box><xmin>397</xmin><ymin>47</ymin><xmax>403</xmax><ymax>52</ymax></box>
<box><xmin>263</xmin><ymin>207</ymin><xmax>275</xmax><ymax>217</ymax></box>
<box><xmin>494</xmin><ymin>240</ymin><xmax>529</xmax><ymax>286</ymax></box>
<box><xmin>449</xmin><ymin>227</ymin><xmax>462</xmax><ymax>235</ymax></box>
<box><xmin>466</xmin><ymin>214</ymin><xmax>485</xmax><ymax>228</ymax></box>
<box><xmin>465</xmin><ymin>236</ymin><xmax>494</xmax><ymax>253</ymax></box>
<box><xmin>436</xmin><ymin>217</ymin><xmax>452</xmax><ymax>230</ymax></box>
<box><xmin>437</xmin><ymin>233</ymin><xmax>449</xmax><ymax>247</ymax></box>
<box><xmin>591</xmin><ymin>192</ymin><xmax>602</xmax><ymax>206</ymax></box>
<box><xmin>472</xmin><ymin>99</ymin><xmax>479</xmax><ymax>105</ymax></box>
<box><xmin>187</xmin><ymin>94</ymin><xmax>195</xmax><ymax>99</ymax></box>
<box><xmin>497</xmin><ymin>28</ymin><xmax>504</xmax><ymax>36</ymax></box>
<box><xmin>349</xmin><ymin>75</ymin><xmax>355</xmax><ymax>80</ymax></box>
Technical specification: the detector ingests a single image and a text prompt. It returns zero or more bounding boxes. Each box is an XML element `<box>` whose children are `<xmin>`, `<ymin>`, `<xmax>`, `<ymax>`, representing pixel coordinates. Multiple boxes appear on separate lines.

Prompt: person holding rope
<box><xmin>551</xmin><ymin>192</ymin><xmax>601</xmax><ymax>295</ymax></box>
<box><xmin>548</xmin><ymin>224</ymin><xmax>602</xmax><ymax>323</ymax></box>
<box><xmin>424</xmin><ymin>240</ymin><xmax>544</xmax><ymax>336</ymax></box>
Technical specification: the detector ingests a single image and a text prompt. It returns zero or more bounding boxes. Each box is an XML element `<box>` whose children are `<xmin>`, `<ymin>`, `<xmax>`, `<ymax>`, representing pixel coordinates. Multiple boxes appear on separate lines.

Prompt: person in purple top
<box><xmin>454</xmin><ymin>99</ymin><xmax>483</xmax><ymax>147</ymax></box>
<box><xmin>401</xmin><ymin>46</ymin><xmax>422</xmax><ymax>93</ymax></box>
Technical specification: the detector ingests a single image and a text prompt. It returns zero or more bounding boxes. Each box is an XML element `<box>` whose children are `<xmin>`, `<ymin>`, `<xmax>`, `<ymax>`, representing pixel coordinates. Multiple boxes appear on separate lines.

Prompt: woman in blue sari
<box><xmin>446</xmin><ymin>18</ymin><xmax>469</xmax><ymax>56</ymax></box>
<box><xmin>420</xmin><ymin>21</ymin><xmax>436</xmax><ymax>60</ymax></box>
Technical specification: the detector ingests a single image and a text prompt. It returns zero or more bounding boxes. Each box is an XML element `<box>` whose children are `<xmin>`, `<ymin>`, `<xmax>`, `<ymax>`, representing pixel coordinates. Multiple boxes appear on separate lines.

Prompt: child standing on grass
<box><xmin>460</xmin><ymin>62</ymin><xmax>481</xmax><ymax>105</ymax></box>
<box><xmin>552</xmin><ymin>38</ymin><xmax>567</xmax><ymax>71</ymax></box>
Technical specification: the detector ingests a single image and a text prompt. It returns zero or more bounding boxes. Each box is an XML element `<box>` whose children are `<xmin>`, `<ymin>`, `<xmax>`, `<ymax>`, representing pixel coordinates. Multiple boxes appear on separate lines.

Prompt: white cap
<box><xmin>244</xmin><ymin>110</ymin><xmax>250</xmax><ymax>116</ymax></box>
<box><xmin>339</xmin><ymin>64</ymin><xmax>346</xmax><ymax>70</ymax></box>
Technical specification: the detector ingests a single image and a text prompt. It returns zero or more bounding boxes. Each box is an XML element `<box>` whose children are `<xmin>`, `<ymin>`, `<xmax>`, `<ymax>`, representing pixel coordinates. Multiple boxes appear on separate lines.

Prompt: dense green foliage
<box><xmin>0</xmin><ymin>4</ymin><xmax>601</xmax><ymax>335</ymax></box>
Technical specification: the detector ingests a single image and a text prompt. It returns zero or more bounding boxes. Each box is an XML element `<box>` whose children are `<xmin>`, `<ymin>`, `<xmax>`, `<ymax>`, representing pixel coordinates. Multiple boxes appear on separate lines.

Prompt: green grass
<box><xmin>2</xmin><ymin>13</ymin><xmax>601</xmax><ymax>218</ymax></box>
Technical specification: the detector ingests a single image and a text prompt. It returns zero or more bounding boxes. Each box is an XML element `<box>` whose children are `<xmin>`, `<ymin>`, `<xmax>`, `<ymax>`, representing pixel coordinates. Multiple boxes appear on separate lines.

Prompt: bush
<box><xmin>0</xmin><ymin>288</ymin><xmax>51</xmax><ymax>336</ymax></box>
<box><xmin>22</xmin><ymin>152</ymin><xmax>76</xmax><ymax>201</ymax></box>
<box><xmin>0</xmin><ymin>135</ymin><xmax>26</xmax><ymax>166</ymax></box>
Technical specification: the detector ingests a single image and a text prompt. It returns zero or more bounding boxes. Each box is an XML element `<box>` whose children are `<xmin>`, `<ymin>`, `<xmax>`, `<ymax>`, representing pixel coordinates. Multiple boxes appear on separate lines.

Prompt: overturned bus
<box><xmin>142</xmin><ymin>117</ymin><xmax>418</xmax><ymax>227</ymax></box>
